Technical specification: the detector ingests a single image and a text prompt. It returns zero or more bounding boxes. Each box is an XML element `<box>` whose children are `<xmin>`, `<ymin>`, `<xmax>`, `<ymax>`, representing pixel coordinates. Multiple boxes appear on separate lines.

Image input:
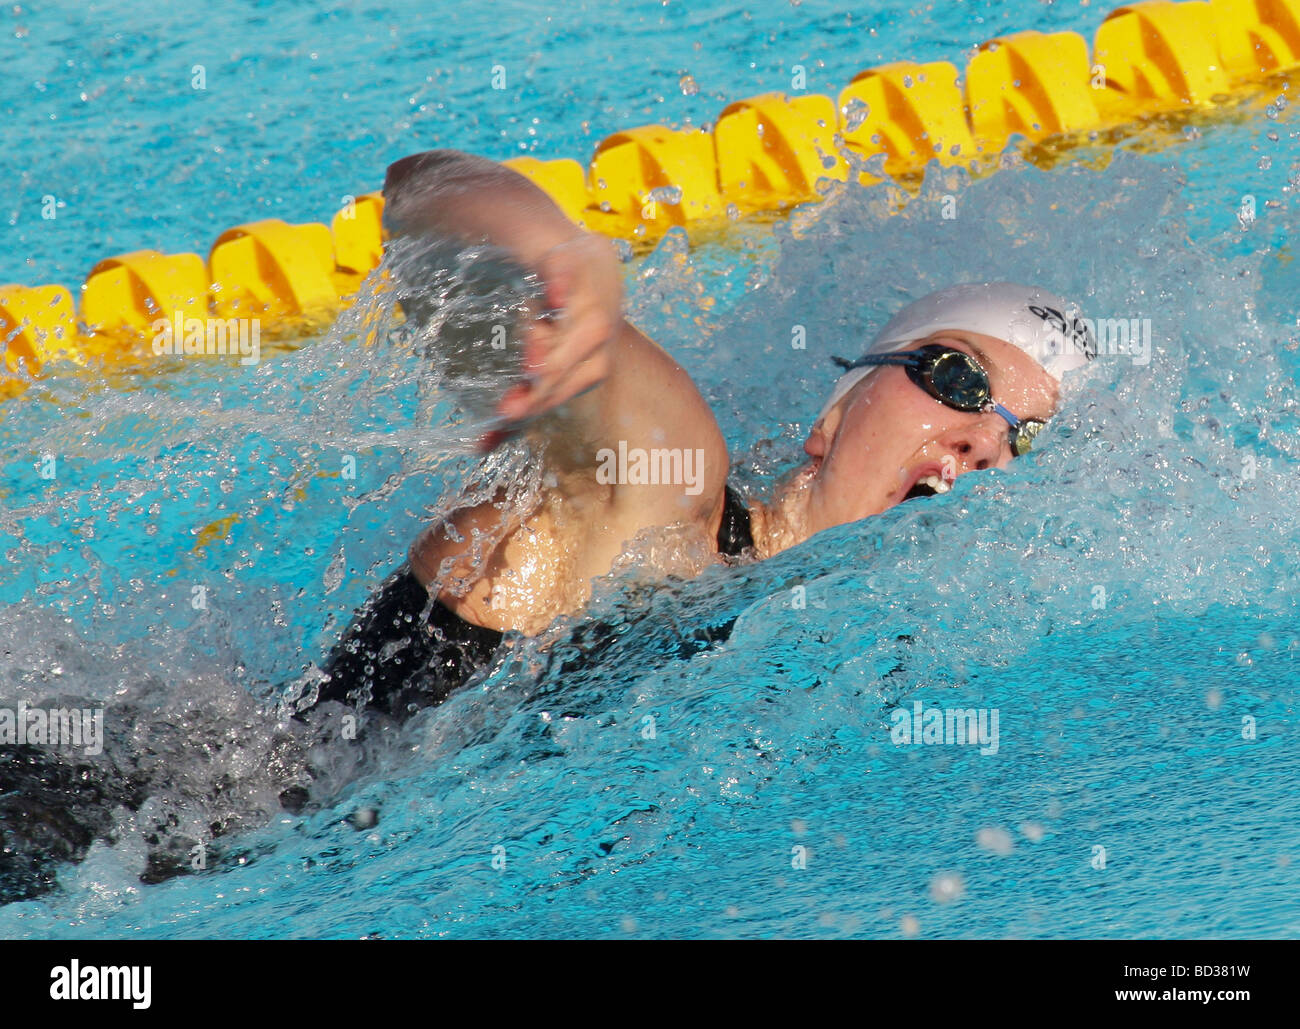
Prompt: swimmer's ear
<box><xmin>813</xmin><ymin>371</ymin><xmax>877</xmax><ymax>445</ymax></box>
<box><xmin>805</xmin><ymin>413</ymin><xmax>833</xmax><ymax>457</ymax></box>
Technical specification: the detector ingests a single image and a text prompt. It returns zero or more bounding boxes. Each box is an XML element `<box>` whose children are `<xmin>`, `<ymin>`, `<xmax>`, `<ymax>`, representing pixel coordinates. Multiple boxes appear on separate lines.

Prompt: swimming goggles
<box><xmin>831</xmin><ymin>344</ymin><xmax>1045</xmax><ymax>457</ymax></box>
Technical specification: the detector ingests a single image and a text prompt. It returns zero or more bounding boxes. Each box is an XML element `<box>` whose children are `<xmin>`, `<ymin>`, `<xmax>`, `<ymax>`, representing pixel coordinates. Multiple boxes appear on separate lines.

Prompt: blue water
<box><xmin>3</xmin><ymin>1</ymin><xmax>1300</xmax><ymax>938</ymax></box>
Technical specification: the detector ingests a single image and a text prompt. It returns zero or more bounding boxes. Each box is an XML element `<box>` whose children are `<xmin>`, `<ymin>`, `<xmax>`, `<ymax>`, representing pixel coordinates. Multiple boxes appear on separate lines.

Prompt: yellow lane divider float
<box><xmin>4</xmin><ymin>0</ymin><xmax>1299</xmax><ymax>395</ymax></box>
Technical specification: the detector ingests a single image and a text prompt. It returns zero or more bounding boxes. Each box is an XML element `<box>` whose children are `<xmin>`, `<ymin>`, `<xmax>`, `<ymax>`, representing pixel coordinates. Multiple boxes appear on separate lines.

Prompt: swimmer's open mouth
<box><xmin>901</xmin><ymin>470</ymin><xmax>953</xmax><ymax>503</ymax></box>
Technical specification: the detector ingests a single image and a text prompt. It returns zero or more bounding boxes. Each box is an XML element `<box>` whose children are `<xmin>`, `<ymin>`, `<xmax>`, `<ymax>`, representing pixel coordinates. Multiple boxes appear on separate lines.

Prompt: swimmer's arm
<box><xmin>385</xmin><ymin>150</ymin><xmax>729</xmax><ymax>522</ymax></box>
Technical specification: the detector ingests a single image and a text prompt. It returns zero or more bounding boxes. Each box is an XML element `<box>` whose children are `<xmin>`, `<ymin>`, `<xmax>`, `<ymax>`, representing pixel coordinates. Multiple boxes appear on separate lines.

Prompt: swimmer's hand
<box><xmin>482</xmin><ymin>233</ymin><xmax>622</xmax><ymax>451</ymax></box>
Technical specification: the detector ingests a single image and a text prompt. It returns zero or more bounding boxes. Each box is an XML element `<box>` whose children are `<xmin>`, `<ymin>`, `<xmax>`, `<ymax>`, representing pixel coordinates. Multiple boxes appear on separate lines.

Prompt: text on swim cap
<box><xmin>1028</xmin><ymin>303</ymin><xmax>1097</xmax><ymax>359</ymax></box>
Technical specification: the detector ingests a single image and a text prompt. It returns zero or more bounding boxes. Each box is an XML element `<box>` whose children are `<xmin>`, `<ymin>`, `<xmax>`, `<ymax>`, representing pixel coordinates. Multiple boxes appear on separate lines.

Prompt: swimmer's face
<box><xmin>799</xmin><ymin>330</ymin><xmax>1059</xmax><ymax>534</ymax></box>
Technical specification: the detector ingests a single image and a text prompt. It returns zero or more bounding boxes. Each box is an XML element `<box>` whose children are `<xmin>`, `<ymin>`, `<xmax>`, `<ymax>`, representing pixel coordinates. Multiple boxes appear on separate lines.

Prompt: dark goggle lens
<box><xmin>1011</xmin><ymin>419</ymin><xmax>1046</xmax><ymax>457</ymax></box>
<box><xmin>917</xmin><ymin>348</ymin><xmax>990</xmax><ymax>411</ymax></box>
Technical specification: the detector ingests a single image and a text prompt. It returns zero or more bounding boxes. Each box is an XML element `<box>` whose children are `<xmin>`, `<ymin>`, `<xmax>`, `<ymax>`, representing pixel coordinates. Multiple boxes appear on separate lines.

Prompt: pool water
<box><xmin>3</xmin><ymin>1</ymin><xmax>1299</xmax><ymax>938</ymax></box>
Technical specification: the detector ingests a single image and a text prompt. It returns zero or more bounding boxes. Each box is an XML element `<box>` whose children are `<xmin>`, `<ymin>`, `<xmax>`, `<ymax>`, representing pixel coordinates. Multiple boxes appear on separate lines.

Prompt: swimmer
<box><xmin>313</xmin><ymin>149</ymin><xmax>1096</xmax><ymax>719</ymax></box>
<box><xmin>0</xmin><ymin>151</ymin><xmax>1096</xmax><ymax>903</ymax></box>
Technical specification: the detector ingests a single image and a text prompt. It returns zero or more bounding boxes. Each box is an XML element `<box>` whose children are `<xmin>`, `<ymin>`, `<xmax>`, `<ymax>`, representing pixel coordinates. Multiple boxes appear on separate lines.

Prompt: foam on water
<box><xmin>3</xmin><ymin>146</ymin><xmax>1300</xmax><ymax>936</ymax></box>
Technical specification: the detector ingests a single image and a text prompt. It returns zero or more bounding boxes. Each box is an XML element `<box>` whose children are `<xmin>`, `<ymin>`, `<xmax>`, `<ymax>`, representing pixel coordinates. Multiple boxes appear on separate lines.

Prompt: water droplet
<box><xmin>976</xmin><ymin>826</ymin><xmax>1014</xmax><ymax>856</ymax></box>
<box><xmin>842</xmin><ymin>97</ymin><xmax>869</xmax><ymax>131</ymax></box>
<box><xmin>929</xmin><ymin>871</ymin><xmax>965</xmax><ymax>903</ymax></box>
<box><xmin>648</xmin><ymin>184</ymin><xmax>683</xmax><ymax>205</ymax></box>
<box><xmin>323</xmin><ymin>546</ymin><xmax>345</xmax><ymax>594</ymax></box>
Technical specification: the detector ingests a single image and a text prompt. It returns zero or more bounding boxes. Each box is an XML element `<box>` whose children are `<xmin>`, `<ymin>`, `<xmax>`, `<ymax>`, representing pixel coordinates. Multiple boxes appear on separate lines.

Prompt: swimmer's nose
<box><xmin>941</xmin><ymin>418</ymin><xmax>1008</xmax><ymax>473</ymax></box>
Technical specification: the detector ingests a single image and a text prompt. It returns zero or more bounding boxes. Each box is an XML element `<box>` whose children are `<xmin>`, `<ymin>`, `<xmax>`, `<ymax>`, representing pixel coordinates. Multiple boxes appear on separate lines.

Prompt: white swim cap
<box><xmin>818</xmin><ymin>282</ymin><xmax>1095</xmax><ymax>422</ymax></box>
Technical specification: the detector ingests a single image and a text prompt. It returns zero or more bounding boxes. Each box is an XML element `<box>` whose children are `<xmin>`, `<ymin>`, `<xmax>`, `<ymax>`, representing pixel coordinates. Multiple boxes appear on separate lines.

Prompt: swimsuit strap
<box><xmin>715</xmin><ymin>483</ymin><xmax>754</xmax><ymax>558</ymax></box>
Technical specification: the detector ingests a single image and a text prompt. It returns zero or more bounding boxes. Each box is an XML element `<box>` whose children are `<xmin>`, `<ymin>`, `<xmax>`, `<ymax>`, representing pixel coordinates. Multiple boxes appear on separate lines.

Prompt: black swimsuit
<box><xmin>313</xmin><ymin>484</ymin><xmax>754</xmax><ymax>719</ymax></box>
<box><xmin>0</xmin><ymin>488</ymin><xmax>753</xmax><ymax>903</ymax></box>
